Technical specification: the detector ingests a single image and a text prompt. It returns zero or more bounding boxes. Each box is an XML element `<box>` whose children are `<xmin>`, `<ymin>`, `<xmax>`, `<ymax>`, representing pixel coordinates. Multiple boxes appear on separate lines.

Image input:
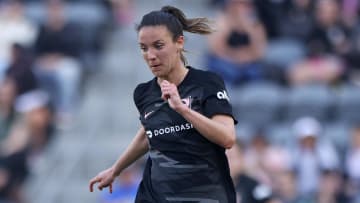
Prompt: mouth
<box><xmin>150</xmin><ymin>64</ymin><xmax>161</xmax><ymax>68</ymax></box>
<box><xmin>150</xmin><ymin>64</ymin><xmax>162</xmax><ymax>71</ymax></box>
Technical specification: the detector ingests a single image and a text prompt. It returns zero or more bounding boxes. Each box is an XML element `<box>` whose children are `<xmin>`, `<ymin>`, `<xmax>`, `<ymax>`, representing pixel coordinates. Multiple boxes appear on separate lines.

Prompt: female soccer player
<box><xmin>89</xmin><ymin>5</ymin><xmax>237</xmax><ymax>203</ymax></box>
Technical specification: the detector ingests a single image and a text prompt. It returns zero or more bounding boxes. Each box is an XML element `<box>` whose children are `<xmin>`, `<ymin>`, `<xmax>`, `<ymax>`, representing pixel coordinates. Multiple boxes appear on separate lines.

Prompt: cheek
<box><xmin>158</xmin><ymin>49</ymin><xmax>177</xmax><ymax>64</ymax></box>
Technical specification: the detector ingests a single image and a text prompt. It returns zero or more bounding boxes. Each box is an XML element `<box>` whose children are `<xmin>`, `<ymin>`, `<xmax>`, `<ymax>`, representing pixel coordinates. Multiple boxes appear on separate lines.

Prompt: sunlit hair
<box><xmin>136</xmin><ymin>5</ymin><xmax>214</xmax><ymax>65</ymax></box>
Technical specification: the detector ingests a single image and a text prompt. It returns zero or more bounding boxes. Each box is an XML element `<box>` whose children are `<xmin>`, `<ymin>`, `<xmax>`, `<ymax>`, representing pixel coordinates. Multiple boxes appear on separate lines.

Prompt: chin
<box><xmin>152</xmin><ymin>70</ymin><xmax>167</xmax><ymax>78</ymax></box>
<box><xmin>152</xmin><ymin>71</ymin><xmax>163</xmax><ymax>77</ymax></box>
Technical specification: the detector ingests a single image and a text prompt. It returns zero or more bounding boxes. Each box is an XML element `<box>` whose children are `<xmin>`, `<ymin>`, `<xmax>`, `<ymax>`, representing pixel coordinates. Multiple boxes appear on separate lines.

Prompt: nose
<box><xmin>146</xmin><ymin>48</ymin><xmax>156</xmax><ymax>61</ymax></box>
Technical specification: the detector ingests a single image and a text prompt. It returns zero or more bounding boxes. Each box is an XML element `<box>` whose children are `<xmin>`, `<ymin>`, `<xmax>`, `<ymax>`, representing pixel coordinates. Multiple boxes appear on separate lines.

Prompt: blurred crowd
<box><xmin>0</xmin><ymin>0</ymin><xmax>134</xmax><ymax>202</ymax></box>
<box><xmin>205</xmin><ymin>0</ymin><xmax>360</xmax><ymax>203</ymax></box>
<box><xmin>1</xmin><ymin>0</ymin><xmax>360</xmax><ymax>203</ymax></box>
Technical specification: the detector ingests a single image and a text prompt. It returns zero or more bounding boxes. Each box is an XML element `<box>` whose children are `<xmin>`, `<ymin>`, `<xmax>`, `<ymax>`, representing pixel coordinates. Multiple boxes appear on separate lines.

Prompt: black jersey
<box><xmin>133</xmin><ymin>66</ymin><xmax>237</xmax><ymax>203</ymax></box>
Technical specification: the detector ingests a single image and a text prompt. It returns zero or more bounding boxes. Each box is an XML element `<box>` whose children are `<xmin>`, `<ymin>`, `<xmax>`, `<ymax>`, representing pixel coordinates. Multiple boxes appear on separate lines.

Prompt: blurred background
<box><xmin>0</xmin><ymin>0</ymin><xmax>360</xmax><ymax>203</ymax></box>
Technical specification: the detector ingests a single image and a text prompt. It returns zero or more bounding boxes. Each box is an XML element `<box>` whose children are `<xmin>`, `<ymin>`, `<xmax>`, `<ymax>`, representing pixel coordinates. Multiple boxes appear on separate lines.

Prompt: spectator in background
<box><xmin>0</xmin><ymin>149</ymin><xmax>28</xmax><ymax>203</ymax></box>
<box><xmin>244</xmin><ymin>129</ymin><xmax>291</xmax><ymax>187</ymax></box>
<box><xmin>286</xmin><ymin>54</ymin><xmax>344</xmax><ymax>86</ymax></box>
<box><xmin>108</xmin><ymin>0</ymin><xmax>134</xmax><ymax>27</ymax></box>
<box><xmin>227</xmin><ymin>141</ymin><xmax>278</xmax><ymax>203</ymax></box>
<box><xmin>340</xmin><ymin>0</ymin><xmax>360</xmax><ymax>85</ymax></box>
<box><xmin>279</xmin><ymin>0</ymin><xmax>314</xmax><ymax>42</ymax></box>
<box><xmin>33</xmin><ymin>0</ymin><xmax>82</xmax><ymax>126</ymax></box>
<box><xmin>317</xmin><ymin>170</ymin><xmax>350</xmax><ymax>203</ymax></box>
<box><xmin>286</xmin><ymin>0</ymin><xmax>349</xmax><ymax>86</ymax></box>
<box><xmin>272</xmin><ymin>170</ymin><xmax>311</xmax><ymax>203</ymax></box>
<box><xmin>5</xmin><ymin>43</ymin><xmax>38</xmax><ymax>97</ymax></box>
<box><xmin>252</xmin><ymin>0</ymin><xmax>287</xmax><ymax>40</ymax></box>
<box><xmin>345</xmin><ymin>125</ymin><xmax>360</xmax><ymax>200</ymax></box>
<box><xmin>307</xmin><ymin>0</ymin><xmax>350</xmax><ymax>57</ymax></box>
<box><xmin>0</xmin><ymin>91</ymin><xmax>53</xmax><ymax>203</ymax></box>
<box><xmin>290</xmin><ymin>117</ymin><xmax>340</xmax><ymax>198</ymax></box>
<box><xmin>0</xmin><ymin>90</ymin><xmax>54</xmax><ymax>203</ymax></box>
<box><xmin>0</xmin><ymin>85</ymin><xmax>53</xmax><ymax>203</ymax></box>
<box><xmin>205</xmin><ymin>0</ymin><xmax>267</xmax><ymax>86</ymax></box>
<box><xmin>0</xmin><ymin>0</ymin><xmax>37</xmax><ymax>82</ymax></box>
<box><xmin>341</xmin><ymin>0</ymin><xmax>359</xmax><ymax>29</ymax></box>
<box><xmin>263</xmin><ymin>0</ymin><xmax>313</xmax><ymax>74</ymax></box>
<box><xmin>13</xmin><ymin>90</ymin><xmax>54</xmax><ymax>159</ymax></box>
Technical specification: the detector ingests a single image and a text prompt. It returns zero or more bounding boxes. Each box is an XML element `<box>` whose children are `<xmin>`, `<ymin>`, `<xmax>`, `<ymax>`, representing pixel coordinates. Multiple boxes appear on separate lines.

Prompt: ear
<box><xmin>175</xmin><ymin>35</ymin><xmax>185</xmax><ymax>51</ymax></box>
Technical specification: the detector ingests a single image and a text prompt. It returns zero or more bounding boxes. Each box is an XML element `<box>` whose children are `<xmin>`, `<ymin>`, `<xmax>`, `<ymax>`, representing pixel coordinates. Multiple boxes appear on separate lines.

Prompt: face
<box><xmin>138</xmin><ymin>25</ymin><xmax>184</xmax><ymax>78</ymax></box>
<box><xmin>226</xmin><ymin>0</ymin><xmax>253</xmax><ymax>17</ymax></box>
<box><xmin>300</xmin><ymin>135</ymin><xmax>316</xmax><ymax>149</ymax></box>
<box><xmin>316</xmin><ymin>0</ymin><xmax>339</xmax><ymax>26</ymax></box>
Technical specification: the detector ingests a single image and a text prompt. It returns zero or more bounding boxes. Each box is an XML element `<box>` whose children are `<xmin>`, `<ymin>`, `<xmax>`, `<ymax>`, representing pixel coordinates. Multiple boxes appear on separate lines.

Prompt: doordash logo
<box><xmin>146</xmin><ymin>123</ymin><xmax>193</xmax><ymax>139</ymax></box>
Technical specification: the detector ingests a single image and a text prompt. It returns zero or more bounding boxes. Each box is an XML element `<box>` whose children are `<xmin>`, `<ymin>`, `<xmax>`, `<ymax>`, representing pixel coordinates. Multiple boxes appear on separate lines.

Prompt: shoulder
<box><xmin>189</xmin><ymin>67</ymin><xmax>225</xmax><ymax>86</ymax></box>
<box><xmin>134</xmin><ymin>80</ymin><xmax>151</xmax><ymax>96</ymax></box>
<box><xmin>189</xmin><ymin>67</ymin><xmax>230</xmax><ymax>100</ymax></box>
<box><xmin>191</xmin><ymin>68</ymin><xmax>227</xmax><ymax>93</ymax></box>
<box><xmin>133</xmin><ymin>78</ymin><xmax>155</xmax><ymax>103</ymax></box>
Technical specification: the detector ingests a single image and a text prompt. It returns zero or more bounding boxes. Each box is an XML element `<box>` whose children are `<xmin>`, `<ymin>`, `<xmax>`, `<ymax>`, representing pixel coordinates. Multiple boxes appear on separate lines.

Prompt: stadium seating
<box><xmin>335</xmin><ymin>84</ymin><xmax>360</xmax><ymax>124</ymax></box>
<box><xmin>229</xmin><ymin>81</ymin><xmax>284</xmax><ymax>127</ymax></box>
<box><xmin>284</xmin><ymin>83</ymin><xmax>335</xmax><ymax>122</ymax></box>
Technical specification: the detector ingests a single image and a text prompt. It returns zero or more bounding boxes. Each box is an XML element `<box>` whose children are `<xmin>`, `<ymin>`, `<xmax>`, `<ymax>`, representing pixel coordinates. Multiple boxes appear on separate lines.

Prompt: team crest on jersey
<box><xmin>181</xmin><ymin>97</ymin><xmax>192</xmax><ymax>108</ymax></box>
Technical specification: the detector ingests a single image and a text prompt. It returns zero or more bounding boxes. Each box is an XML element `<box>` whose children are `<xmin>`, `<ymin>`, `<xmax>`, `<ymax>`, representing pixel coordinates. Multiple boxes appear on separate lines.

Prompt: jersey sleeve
<box><xmin>202</xmin><ymin>73</ymin><xmax>237</xmax><ymax>124</ymax></box>
<box><xmin>133</xmin><ymin>83</ymin><xmax>146</xmax><ymax>118</ymax></box>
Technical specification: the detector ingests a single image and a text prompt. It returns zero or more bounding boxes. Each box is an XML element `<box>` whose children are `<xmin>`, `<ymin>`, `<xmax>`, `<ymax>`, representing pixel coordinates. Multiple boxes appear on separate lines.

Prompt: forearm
<box><xmin>177</xmin><ymin>107</ymin><xmax>235</xmax><ymax>149</ymax></box>
<box><xmin>111</xmin><ymin>126</ymin><xmax>149</xmax><ymax>177</ymax></box>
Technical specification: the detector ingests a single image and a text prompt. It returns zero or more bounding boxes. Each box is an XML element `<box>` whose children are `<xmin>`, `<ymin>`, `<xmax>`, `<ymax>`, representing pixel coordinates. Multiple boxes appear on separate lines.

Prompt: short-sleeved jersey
<box><xmin>133</xmin><ymin>66</ymin><xmax>237</xmax><ymax>203</ymax></box>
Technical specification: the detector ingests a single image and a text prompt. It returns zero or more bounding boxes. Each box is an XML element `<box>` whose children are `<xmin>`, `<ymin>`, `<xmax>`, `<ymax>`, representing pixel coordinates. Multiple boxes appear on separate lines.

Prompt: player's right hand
<box><xmin>89</xmin><ymin>167</ymin><xmax>115</xmax><ymax>193</ymax></box>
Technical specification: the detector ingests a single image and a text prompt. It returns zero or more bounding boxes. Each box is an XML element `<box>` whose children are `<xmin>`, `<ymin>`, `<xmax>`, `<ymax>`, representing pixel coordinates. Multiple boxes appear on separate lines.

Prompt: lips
<box><xmin>150</xmin><ymin>64</ymin><xmax>162</xmax><ymax>72</ymax></box>
<box><xmin>151</xmin><ymin>64</ymin><xmax>161</xmax><ymax>68</ymax></box>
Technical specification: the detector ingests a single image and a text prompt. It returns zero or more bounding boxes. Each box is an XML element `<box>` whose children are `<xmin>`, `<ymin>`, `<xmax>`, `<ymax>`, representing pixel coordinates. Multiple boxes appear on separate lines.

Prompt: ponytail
<box><xmin>160</xmin><ymin>6</ymin><xmax>214</xmax><ymax>35</ymax></box>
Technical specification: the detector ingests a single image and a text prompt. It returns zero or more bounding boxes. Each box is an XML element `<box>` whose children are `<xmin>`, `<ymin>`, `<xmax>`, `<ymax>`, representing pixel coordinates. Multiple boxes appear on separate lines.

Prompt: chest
<box><xmin>139</xmin><ymin>85</ymin><xmax>205</xmax><ymax>142</ymax></box>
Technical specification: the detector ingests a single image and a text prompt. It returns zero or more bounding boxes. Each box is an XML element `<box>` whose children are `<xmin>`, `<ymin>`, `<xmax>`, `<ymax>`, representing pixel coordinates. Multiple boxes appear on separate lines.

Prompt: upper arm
<box><xmin>211</xmin><ymin>114</ymin><xmax>235</xmax><ymax>129</ymax></box>
<box><xmin>211</xmin><ymin>114</ymin><xmax>236</xmax><ymax>137</ymax></box>
<box><xmin>211</xmin><ymin>114</ymin><xmax>236</xmax><ymax>148</ymax></box>
<box><xmin>202</xmin><ymin>74</ymin><xmax>237</xmax><ymax>124</ymax></box>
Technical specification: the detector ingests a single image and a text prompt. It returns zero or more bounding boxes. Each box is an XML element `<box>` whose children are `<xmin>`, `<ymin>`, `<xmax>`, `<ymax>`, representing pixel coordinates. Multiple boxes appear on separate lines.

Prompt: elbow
<box><xmin>223</xmin><ymin>133</ymin><xmax>236</xmax><ymax>149</ymax></box>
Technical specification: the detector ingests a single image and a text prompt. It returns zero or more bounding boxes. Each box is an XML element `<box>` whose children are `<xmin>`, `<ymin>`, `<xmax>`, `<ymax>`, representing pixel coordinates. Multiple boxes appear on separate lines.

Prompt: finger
<box><xmin>89</xmin><ymin>176</ymin><xmax>101</xmax><ymax>192</ymax></box>
<box><xmin>98</xmin><ymin>181</ymin><xmax>110</xmax><ymax>191</ymax></box>
<box><xmin>109</xmin><ymin>183</ymin><xmax>113</xmax><ymax>194</ymax></box>
<box><xmin>161</xmin><ymin>80</ymin><xmax>170</xmax><ymax>85</ymax></box>
<box><xmin>160</xmin><ymin>84</ymin><xmax>171</xmax><ymax>91</ymax></box>
<box><xmin>160</xmin><ymin>81</ymin><xmax>173</xmax><ymax>89</ymax></box>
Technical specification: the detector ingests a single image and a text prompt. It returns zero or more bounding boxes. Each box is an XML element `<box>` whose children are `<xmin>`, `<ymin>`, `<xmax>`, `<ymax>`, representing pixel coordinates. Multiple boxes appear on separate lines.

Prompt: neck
<box><xmin>158</xmin><ymin>63</ymin><xmax>188</xmax><ymax>86</ymax></box>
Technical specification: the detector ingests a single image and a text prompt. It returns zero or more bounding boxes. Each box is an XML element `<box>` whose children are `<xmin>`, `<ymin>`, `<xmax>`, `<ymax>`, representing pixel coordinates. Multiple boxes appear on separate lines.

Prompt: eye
<box><xmin>154</xmin><ymin>43</ymin><xmax>164</xmax><ymax>50</ymax></box>
<box><xmin>140</xmin><ymin>46</ymin><xmax>147</xmax><ymax>52</ymax></box>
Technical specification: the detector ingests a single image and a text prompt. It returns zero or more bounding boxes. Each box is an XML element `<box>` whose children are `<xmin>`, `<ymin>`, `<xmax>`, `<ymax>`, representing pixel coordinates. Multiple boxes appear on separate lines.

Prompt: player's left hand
<box><xmin>160</xmin><ymin>80</ymin><xmax>187</xmax><ymax>111</ymax></box>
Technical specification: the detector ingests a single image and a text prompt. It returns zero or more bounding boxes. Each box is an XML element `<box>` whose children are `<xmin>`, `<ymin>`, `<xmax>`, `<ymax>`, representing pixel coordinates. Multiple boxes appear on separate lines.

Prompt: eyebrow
<box><xmin>139</xmin><ymin>40</ymin><xmax>165</xmax><ymax>46</ymax></box>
